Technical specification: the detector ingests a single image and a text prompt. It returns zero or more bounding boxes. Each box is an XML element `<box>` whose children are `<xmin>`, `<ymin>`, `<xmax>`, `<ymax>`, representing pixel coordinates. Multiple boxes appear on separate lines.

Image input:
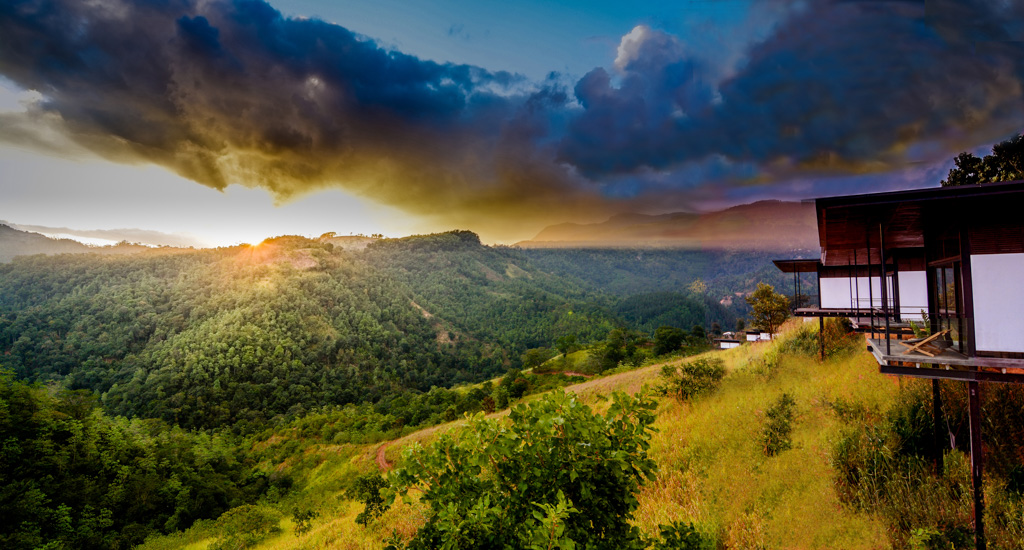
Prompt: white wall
<box><xmin>971</xmin><ymin>253</ymin><xmax>1024</xmax><ymax>353</ymax></box>
<box><xmin>819</xmin><ymin>272</ymin><xmax>927</xmax><ymax>319</ymax></box>
<box><xmin>720</xmin><ymin>341</ymin><xmax>740</xmax><ymax>349</ymax></box>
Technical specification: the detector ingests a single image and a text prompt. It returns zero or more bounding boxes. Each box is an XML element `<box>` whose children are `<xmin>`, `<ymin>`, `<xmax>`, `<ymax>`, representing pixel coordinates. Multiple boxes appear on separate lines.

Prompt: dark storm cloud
<box><xmin>2</xmin><ymin>0</ymin><xmax>1024</xmax><ymax>235</ymax></box>
<box><xmin>0</xmin><ymin>0</ymin><xmax>594</xmax><ymax>232</ymax></box>
<box><xmin>559</xmin><ymin>0</ymin><xmax>1024</xmax><ymax>181</ymax></box>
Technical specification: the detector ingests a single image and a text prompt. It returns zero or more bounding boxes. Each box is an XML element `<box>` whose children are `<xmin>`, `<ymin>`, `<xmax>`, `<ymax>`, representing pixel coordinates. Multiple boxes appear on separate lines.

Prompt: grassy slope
<box><xmin>142</xmin><ymin>322</ymin><xmax>896</xmax><ymax>549</ymax></box>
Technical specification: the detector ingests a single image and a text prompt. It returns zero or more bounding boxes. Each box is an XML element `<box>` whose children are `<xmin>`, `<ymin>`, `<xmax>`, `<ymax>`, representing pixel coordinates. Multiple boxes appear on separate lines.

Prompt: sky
<box><xmin>1</xmin><ymin>0</ymin><xmax>1023</xmax><ymax>246</ymax></box>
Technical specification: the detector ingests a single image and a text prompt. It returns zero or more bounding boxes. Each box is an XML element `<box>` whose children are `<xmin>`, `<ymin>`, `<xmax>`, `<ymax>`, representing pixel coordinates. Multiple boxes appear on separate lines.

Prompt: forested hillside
<box><xmin>363</xmin><ymin>231</ymin><xmax>618</xmax><ymax>352</ymax></box>
<box><xmin>0</xmin><ymin>232</ymin><xmax>634</xmax><ymax>432</ymax></box>
<box><xmin>522</xmin><ymin>248</ymin><xmax>809</xmax><ymax>298</ymax></box>
<box><xmin>523</xmin><ymin>248</ymin><xmax>816</xmax><ymax>329</ymax></box>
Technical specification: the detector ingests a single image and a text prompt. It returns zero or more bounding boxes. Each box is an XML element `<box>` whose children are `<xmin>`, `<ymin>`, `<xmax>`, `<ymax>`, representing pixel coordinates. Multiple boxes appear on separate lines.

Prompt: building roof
<box><xmin>772</xmin><ymin>259</ymin><xmax>821</xmax><ymax>273</ymax></box>
<box><xmin>813</xmin><ymin>181</ymin><xmax>1024</xmax><ymax>266</ymax></box>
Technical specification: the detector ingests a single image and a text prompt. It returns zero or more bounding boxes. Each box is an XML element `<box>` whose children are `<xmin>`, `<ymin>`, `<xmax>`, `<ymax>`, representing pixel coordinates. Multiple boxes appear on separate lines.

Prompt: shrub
<box><xmin>782</xmin><ymin>317</ymin><xmax>856</xmax><ymax>359</ymax></box>
<box><xmin>824</xmin><ymin>379</ymin><xmax>1024</xmax><ymax>546</ymax></box>
<box><xmin>761</xmin><ymin>393</ymin><xmax>796</xmax><ymax>456</ymax></box>
<box><xmin>291</xmin><ymin>505</ymin><xmax>318</xmax><ymax>535</ymax></box>
<box><xmin>661</xmin><ymin>357</ymin><xmax>727</xmax><ymax>401</ymax></box>
<box><xmin>387</xmin><ymin>390</ymin><xmax>659</xmax><ymax>550</ymax></box>
<box><xmin>649</xmin><ymin>521</ymin><xmax>715</xmax><ymax>550</ymax></box>
<box><xmin>208</xmin><ymin>505</ymin><xmax>281</xmax><ymax>550</ymax></box>
<box><xmin>349</xmin><ymin>473</ymin><xmax>391</xmax><ymax>526</ymax></box>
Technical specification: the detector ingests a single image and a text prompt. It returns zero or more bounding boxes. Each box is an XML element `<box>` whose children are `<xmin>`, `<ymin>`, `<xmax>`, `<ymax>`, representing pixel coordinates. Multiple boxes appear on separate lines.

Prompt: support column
<box><xmin>819</xmin><ymin>316</ymin><xmax>825</xmax><ymax>361</ymax></box>
<box><xmin>879</xmin><ymin>223</ymin><xmax>890</xmax><ymax>355</ymax></box>
<box><xmin>932</xmin><ymin>379</ymin><xmax>943</xmax><ymax>476</ymax></box>
<box><xmin>968</xmin><ymin>381</ymin><xmax>985</xmax><ymax>550</ymax></box>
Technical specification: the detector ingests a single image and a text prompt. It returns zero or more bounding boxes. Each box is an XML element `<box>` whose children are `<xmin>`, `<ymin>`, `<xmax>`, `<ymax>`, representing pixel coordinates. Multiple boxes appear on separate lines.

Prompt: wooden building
<box><xmin>776</xmin><ymin>180</ymin><xmax>1024</xmax><ymax>550</ymax></box>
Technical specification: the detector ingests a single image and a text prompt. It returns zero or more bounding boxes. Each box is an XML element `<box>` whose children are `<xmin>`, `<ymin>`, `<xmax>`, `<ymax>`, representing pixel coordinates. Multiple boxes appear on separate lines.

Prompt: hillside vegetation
<box><xmin>6</xmin><ymin>231</ymin><xmax>1021</xmax><ymax>549</ymax></box>
<box><xmin>134</xmin><ymin>321</ymin><xmax>1024</xmax><ymax>549</ymax></box>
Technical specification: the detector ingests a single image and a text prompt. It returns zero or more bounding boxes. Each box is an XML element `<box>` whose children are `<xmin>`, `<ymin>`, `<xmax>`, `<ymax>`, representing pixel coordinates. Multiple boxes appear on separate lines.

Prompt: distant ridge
<box><xmin>0</xmin><ymin>223</ymin><xmax>92</xmax><ymax>262</ymax></box>
<box><xmin>516</xmin><ymin>200</ymin><xmax>817</xmax><ymax>250</ymax></box>
<box><xmin>0</xmin><ymin>224</ymin><xmax>154</xmax><ymax>263</ymax></box>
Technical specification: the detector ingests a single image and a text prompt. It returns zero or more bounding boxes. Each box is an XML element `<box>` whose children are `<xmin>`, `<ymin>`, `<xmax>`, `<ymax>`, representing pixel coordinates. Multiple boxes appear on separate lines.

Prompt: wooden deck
<box><xmin>866</xmin><ymin>337</ymin><xmax>1024</xmax><ymax>383</ymax></box>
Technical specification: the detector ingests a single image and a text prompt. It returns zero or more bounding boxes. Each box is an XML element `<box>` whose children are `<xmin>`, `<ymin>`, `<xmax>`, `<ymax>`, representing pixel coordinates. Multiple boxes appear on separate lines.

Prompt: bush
<box><xmin>349</xmin><ymin>473</ymin><xmax>391</xmax><ymax>526</ymax></box>
<box><xmin>208</xmin><ymin>505</ymin><xmax>281</xmax><ymax>550</ymax></box>
<box><xmin>761</xmin><ymin>393</ymin><xmax>796</xmax><ymax>456</ymax></box>
<box><xmin>782</xmin><ymin>317</ymin><xmax>856</xmax><ymax>359</ymax></box>
<box><xmin>826</xmin><ymin>379</ymin><xmax>1024</xmax><ymax>547</ymax></box>
<box><xmin>649</xmin><ymin>521</ymin><xmax>715</xmax><ymax>550</ymax></box>
<box><xmin>387</xmin><ymin>390</ymin><xmax>659</xmax><ymax>550</ymax></box>
<box><xmin>291</xmin><ymin>505</ymin><xmax>318</xmax><ymax>535</ymax></box>
<box><xmin>661</xmin><ymin>357</ymin><xmax>727</xmax><ymax>401</ymax></box>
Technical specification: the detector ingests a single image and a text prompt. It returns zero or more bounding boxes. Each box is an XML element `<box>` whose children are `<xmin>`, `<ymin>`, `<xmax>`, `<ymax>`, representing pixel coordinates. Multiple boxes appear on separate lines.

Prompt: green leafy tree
<box><xmin>387</xmin><ymin>390</ymin><xmax>658</xmax><ymax>550</ymax></box>
<box><xmin>349</xmin><ymin>473</ymin><xmax>391</xmax><ymax>526</ymax></box>
<box><xmin>653</xmin><ymin>326</ymin><xmax>686</xmax><ymax>356</ymax></box>
<box><xmin>745</xmin><ymin>283</ymin><xmax>789</xmax><ymax>336</ymax></box>
<box><xmin>556</xmin><ymin>334</ymin><xmax>580</xmax><ymax>356</ymax></box>
<box><xmin>522</xmin><ymin>347</ymin><xmax>557</xmax><ymax>370</ymax></box>
<box><xmin>942</xmin><ymin>133</ymin><xmax>1024</xmax><ymax>186</ymax></box>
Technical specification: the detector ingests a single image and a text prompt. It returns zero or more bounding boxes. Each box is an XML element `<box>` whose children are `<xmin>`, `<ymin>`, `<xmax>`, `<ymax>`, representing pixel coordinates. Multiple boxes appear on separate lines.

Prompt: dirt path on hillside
<box><xmin>376</xmin><ymin>443</ymin><xmax>392</xmax><ymax>471</ymax></box>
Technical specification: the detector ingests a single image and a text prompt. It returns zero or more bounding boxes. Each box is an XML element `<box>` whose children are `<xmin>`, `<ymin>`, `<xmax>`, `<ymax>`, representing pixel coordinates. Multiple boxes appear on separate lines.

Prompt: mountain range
<box><xmin>516</xmin><ymin>200</ymin><xmax>818</xmax><ymax>249</ymax></box>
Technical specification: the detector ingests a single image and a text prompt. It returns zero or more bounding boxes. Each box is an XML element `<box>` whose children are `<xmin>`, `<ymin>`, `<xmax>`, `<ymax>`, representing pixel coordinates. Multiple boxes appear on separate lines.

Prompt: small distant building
<box><xmin>745</xmin><ymin>331</ymin><xmax>760</xmax><ymax>343</ymax></box>
<box><xmin>716</xmin><ymin>338</ymin><xmax>742</xmax><ymax>350</ymax></box>
<box><xmin>759</xmin><ymin>332</ymin><xmax>772</xmax><ymax>341</ymax></box>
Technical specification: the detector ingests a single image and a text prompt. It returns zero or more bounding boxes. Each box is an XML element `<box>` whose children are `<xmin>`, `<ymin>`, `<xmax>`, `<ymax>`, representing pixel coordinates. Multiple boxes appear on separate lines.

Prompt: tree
<box><xmin>942</xmin><ymin>133</ymin><xmax>1024</xmax><ymax>186</ymax></box>
<box><xmin>555</xmin><ymin>334</ymin><xmax>580</xmax><ymax>356</ymax></box>
<box><xmin>745</xmin><ymin>283</ymin><xmax>789</xmax><ymax>335</ymax></box>
<box><xmin>522</xmin><ymin>347</ymin><xmax>556</xmax><ymax>370</ymax></box>
<box><xmin>943</xmin><ymin>152</ymin><xmax>983</xmax><ymax>186</ymax></box>
<box><xmin>653</xmin><ymin>326</ymin><xmax>686</xmax><ymax>356</ymax></box>
<box><xmin>387</xmin><ymin>390</ymin><xmax>659</xmax><ymax>550</ymax></box>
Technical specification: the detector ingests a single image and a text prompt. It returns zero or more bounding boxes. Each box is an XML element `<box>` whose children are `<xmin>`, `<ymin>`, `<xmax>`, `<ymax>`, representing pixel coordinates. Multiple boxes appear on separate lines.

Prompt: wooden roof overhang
<box><xmin>814</xmin><ymin>180</ymin><xmax>1024</xmax><ymax>267</ymax></box>
<box><xmin>772</xmin><ymin>259</ymin><xmax>820</xmax><ymax>273</ymax></box>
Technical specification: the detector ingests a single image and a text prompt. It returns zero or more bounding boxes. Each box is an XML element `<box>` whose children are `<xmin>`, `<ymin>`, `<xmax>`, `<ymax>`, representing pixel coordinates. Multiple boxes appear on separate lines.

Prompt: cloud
<box><xmin>1</xmin><ymin>0</ymin><xmax>1023</xmax><ymax>240</ymax></box>
<box><xmin>559</xmin><ymin>1</ymin><xmax>1024</xmax><ymax>184</ymax></box>
<box><xmin>0</xmin><ymin>0</ymin><xmax>603</xmax><ymax>237</ymax></box>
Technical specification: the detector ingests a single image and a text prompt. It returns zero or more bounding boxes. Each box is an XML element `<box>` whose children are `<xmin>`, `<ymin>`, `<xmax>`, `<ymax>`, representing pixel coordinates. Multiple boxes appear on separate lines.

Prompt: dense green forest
<box><xmin>521</xmin><ymin>248</ymin><xmax>811</xmax><ymax>299</ymax></box>
<box><xmin>0</xmin><ymin>233</ymin><xmax>631</xmax><ymax>432</ymax></box>
<box><xmin>0</xmin><ymin>232</ymin><xmax>793</xmax><ymax>435</ymax></box>
<box><xmin>0</xmin><ymin>239</ymin><xmax>509</xmax><ymax>431</ymax></box>
<box><xmin>363</xmin><ymin>231</ymin><xmax>618</xmax><ymax>353</ymax></box>
<box><xmin>0</xmin><ymin>230</ymin><xmax>796</xmax><ymax>548</ymax></box>
<box><xmin>0</xmin><ymin>373</ymin><xmax>272</xmax><ymax>549</ymax></box>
